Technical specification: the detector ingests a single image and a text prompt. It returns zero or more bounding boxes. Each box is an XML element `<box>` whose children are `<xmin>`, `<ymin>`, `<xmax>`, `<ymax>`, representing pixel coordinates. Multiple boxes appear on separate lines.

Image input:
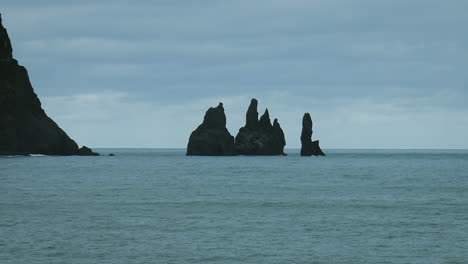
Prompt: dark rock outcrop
<box><xmin>0</xmin><ymin>14</ymin><xmax>97</xmax><ymax>156</ymax></box>
<box><xmin>301</xmin><ymin>113</ymin><xmax>325</xmax><ymax>156</ymax></box>
<box><xmin>0</xmin><ymin>15</ymin><xmax>13</xmax><ymax>61</ymax></box>
<box><xmin>77</xmin><ymin>146</ymin><xmax>100</xmax><ymax>156</ymax></box>
<box><xmin>187</xmin><ymin>103</ymin><xmax>236</xmax><ymax>156</ymax></box>
<box><xmin>234</xmin><ymin>99</ymin><xmax>286</xmax><ymax>155</ymax></box>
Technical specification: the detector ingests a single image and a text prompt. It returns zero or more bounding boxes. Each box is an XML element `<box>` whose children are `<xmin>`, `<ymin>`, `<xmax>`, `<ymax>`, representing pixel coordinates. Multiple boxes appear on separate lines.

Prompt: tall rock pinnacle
<box><xmin>300</xmin><ymin>113</ymin><xmax>325</xmax><ymax>156</ymax></box>
<box><xmin>245</xmin><ymin>98</ymin><xmax>259</xmax><ymax>129</ymax></box>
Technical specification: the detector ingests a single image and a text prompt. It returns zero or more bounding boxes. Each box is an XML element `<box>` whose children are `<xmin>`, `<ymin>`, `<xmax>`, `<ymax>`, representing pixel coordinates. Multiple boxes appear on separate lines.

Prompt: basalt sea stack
<box><xmin>301</xmin><ymin>113</ymin><xmax>325</xmax><ymax>156</ymax></box>
<box><xmin>0</xmin><ymin>14</ymin><xmax>97</xmax><ymax>156</ymax></box>
<box><xmin>187</xmin><ymin>103</ymin><xmax>236</xmax><ymax>156</ymax></box>
<box><xmin>234</xmin><ymin>99</ymin><xmax>286</xmax><ymax>155</ymax></box>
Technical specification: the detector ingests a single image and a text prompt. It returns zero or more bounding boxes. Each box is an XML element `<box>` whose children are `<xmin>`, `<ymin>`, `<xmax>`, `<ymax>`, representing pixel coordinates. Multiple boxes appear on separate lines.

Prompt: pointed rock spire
<box><xmin>273</xmin><ymin>118</ymin><xmax>279</xmax><ymax>127</ymax></box>
<box><xmin>300</xmin><ymin>113</ymin><xmax>325</xmax><ymax>156</ymax></box>
<box><xmin>245</xmin><ymin>98</ymin><xmax>258</xmax><ymax>129</ymax></box>
<box><xmin>259</xmin><ymin>108</ymin><xmax>272</xmax><ymax>129</ymax></box>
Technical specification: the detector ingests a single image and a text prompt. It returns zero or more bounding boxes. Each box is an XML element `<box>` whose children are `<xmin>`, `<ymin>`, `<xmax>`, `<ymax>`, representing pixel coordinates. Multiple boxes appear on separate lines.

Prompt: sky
<box><xmin>2</xmin><ymin>0</ymin><xmax>468</xmax><ymax>149</ymax></box>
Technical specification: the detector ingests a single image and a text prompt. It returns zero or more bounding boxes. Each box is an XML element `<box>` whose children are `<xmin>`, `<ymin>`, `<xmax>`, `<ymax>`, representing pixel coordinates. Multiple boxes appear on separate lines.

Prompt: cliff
<box><xmin>0</xmin><ymin>14</ymin><xmax>98</xmax><ymax>156</ymax></box>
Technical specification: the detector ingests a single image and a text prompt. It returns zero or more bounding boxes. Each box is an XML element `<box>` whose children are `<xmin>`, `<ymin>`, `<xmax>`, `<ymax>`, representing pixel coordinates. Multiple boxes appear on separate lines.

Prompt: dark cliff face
<box><xmin>0</xmin><ymin>15</ymin><xmax>13</xmax><ymax>61</ymax></box>
<box><xmin>234</xmin><ymin>99</ymin><xmax>286</xmax><ymax>155</ymax></box>
<box><xmin>186</xmin><ymin>103</ymin><xmax>236</xmax><ymax>156</ymax></box>
<box><xmin>300</xmin><ymin>113</ymin><xmax>325</xmax><ymax>156</ymax></box>
<box><xmin>0</xmin><ymin>14</ymin><xmax>97</xmax><ymax>156</ymax></box>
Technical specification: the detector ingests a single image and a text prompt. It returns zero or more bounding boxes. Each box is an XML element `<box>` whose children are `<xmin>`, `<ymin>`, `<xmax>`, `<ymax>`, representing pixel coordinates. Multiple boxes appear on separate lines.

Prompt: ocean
<box><xmin>1</xmin><ymin>149</ymin><xmax>467</xmax><ymax>264</ymax></box>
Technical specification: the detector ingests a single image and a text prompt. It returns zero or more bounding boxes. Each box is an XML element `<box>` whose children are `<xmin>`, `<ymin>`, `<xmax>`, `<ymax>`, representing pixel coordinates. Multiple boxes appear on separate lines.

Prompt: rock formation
<box><xmin>187</xmin><ymin>103</ymin><xmax>236</xmax><ymax>156</ymax></box>
<box><xmin>301</xmin><ymin>113</ymin><xmax>325</xmax><ymax>156</ymax></box>
<box><xmin>234</xmin><ymin>99</ymin><xmax>286</xmax><ymax>155</ymax></box>
<box><xmin>0</xmin><ymin>14</ymin><xmax>98</xmax><ymax>156</ymax></box>
<box><xmin>77</xmin><ymin>146</ymin><xmax>100</xmax><ymax>156</ymax></box>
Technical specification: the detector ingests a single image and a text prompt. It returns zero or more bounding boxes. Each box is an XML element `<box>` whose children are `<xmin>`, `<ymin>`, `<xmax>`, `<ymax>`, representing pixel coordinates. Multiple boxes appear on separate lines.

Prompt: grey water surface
<box><xmin>1</xmin><ymin>149</ymin><xmax>467</xmax><ymax>264</ymax></box>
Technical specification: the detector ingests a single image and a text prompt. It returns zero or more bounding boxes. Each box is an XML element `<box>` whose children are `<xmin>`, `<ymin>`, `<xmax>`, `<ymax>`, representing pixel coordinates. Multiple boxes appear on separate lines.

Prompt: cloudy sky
<box><xmin>2</xmin><ymin>0</ymin><xmax>467</xmax><ymax>148</ymax></box>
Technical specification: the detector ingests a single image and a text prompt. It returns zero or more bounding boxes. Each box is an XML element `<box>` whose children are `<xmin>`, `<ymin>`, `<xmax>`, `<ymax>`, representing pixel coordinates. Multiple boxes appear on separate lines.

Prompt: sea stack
<box><xmin>0</xmin><ymin>14</ymin><xmax>98</xmax><ymax>156</ymax></box>
<box><xmin>300</xmin><ymin>113</ymin><xmax>325</xmax><ymax>156</ymax></box>
<box><xmin>234</xmin><ymin>98</ymin><xmax>286</xmax><ymax>155</ymax></box>
<box><xmin>187</xmin><ymin>103</ymin><xmax>236</xmax><ymax>156</ymax></box>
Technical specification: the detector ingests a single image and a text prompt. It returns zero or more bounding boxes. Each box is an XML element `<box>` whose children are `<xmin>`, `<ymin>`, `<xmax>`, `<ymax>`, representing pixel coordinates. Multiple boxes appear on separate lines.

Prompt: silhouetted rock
<box><xmin>246</xmin><ymin>98</ymin><xmax>259</xmax><ymax>129</ymax></box>
<box><xmin>234</xmin><ymin>99</ymin><xmax>286</xmax><ymax>155</ymax></box>
<box><xmin>77</xmin><ymin>146</ymin><xmax>100</xmax><ymax>156</ymax></box>
<box><xmin>0</xmin><ymin>14</ymin><xmax>98</xmax><ymax>156</ymax></box>
<box><xmin>0</xmin><ymin>15</ymin><xmax>13</xmax><ymax>61</ymax></box>
<box><xmin>301</xmin><ymin>113</ymin><xmax>325</xmax><ymax>156</ymax></box>
<box><xmin>187</xmin><ymin>103</ymin><xmax>236</xmax><ymax>156</ymax></box>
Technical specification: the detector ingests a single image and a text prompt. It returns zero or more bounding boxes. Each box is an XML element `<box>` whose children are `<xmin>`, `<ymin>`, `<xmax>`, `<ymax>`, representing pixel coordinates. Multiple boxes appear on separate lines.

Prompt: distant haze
<box><xmin>2</xmin><ymin>0</ymin><xmax>467</xmax><ymax>148</ymax></box>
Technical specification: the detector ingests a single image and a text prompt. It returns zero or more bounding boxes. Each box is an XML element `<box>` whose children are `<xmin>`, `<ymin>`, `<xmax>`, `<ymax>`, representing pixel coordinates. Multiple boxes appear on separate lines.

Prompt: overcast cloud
<box><xmin>2</xmin><ymin>0</ymin><xmax>467</xmax><ymax>148</ymax></box>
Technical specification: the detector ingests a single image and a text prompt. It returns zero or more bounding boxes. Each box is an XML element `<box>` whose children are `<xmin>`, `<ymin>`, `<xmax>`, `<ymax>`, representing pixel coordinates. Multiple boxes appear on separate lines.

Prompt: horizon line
<box><xmin>90</xmin><ymin>147</ymin><xmax>468</xmax><ymax>150</ymax></box>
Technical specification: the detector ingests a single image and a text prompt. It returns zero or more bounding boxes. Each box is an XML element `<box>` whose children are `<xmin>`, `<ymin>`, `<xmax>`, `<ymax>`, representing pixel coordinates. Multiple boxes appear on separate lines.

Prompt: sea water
<box><xmin>1</xmin><ymin>149</ymin><xmax>467</xmax><ymax>264</ymax></box>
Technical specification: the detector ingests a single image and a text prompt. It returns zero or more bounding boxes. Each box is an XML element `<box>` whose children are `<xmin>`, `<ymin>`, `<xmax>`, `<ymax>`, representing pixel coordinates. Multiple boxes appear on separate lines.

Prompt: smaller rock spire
<box><xmin>259</xmin><ymin>108</ymin><xmax>272</xmax><ymax>129</ymax></box>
